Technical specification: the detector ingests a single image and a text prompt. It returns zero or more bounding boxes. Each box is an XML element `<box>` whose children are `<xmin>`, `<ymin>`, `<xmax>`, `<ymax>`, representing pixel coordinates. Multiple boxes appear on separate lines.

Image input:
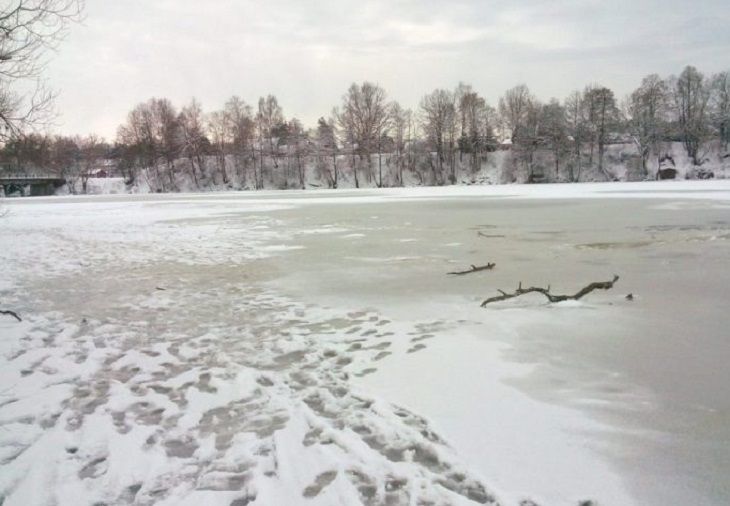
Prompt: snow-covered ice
<box><xmin>2</xmin><ymin>181</ymin><xmax>730</xmax><ymax>506</ymax></box>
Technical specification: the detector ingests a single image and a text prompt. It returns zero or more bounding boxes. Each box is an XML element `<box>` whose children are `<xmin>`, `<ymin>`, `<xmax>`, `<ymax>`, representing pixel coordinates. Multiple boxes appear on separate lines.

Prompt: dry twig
<box><xmin>0</xmin><ymin>309</ymin><xmax>22</xmax><ymax>322</ymax></box>
<box><xmin>448</xmin><ymin>263</ymin><xmax>496</xmax><ymax>275</ymax></box>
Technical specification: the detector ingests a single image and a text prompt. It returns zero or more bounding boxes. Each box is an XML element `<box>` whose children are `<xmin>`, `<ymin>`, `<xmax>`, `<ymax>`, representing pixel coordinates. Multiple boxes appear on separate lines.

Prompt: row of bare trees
<box><xmin>0</xmin><ymin>132</ymin><xmax>106</xmax><ymax>192</ymax></box>
<box><xmin>3</xmin><ymin>65</ymin><xmax>730</xmax><ymax>190</ymax></box>
<box><xmin>332</xmin><ymin>66</ymin><xmax>729</xmax><ymax>186</ymax></box>
<box><xmin>2</xmin><ymin>3</ymin><xmax>729</xmax><ymax>190</ymax></box>
<box><xmin>109</xmin><ymin>83</ymin><xmax>412</xmax><ymax>190</ymax></box>
<box><xmin>114</xmin><ymin>94</ymin><xmax>305</xmax><ymax>190</ymax></box>
<box><xmin>494</xmin><ymin>65</ymin><xmax>729</xmax><ymax>182</ymax></box>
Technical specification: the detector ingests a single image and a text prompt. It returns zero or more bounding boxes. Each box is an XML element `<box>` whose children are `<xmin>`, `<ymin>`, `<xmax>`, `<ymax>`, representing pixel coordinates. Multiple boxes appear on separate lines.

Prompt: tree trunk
<box><xmin>350</xmin><ymin>146</ymin><xmax>357</xmax><ymax>188</ymax></box>
<box><xmin>259</xmin><ymin>146</ymin><xmax>265</xmax><ymax>189</ymax></box>
<box><xmin>154</xmin><ymin>164</ymin><xmax>164</xmax><ymax>192</ymax></box>
<box><xmin>168</xmin><ymin>160</ymin><xmax>176</xmax><ymax>190</ymax></box>
<box><xmin>572</xmin><ymin>143</ymin><xmax>580</xmax><ymax>182</ymax></box>
<box><xmin>269</xmin><ymin>137</ymin><xmax>278</xmax><ymax>168</ymax></box>
<box><xmin>188</xmin><ymin>157</ymin><xmax>200</xmax><ymax>188</ymax></box>
<box><xmin>378</xmin><ymin>148</ymin><xmax>383</xmax><ymax>188</ymax></box>
<box><xmin>589</xmin><ymin>141</ymin><xmax>594</xmax><ymax>168</ymax></box>
<box><xmin>237</xmin><ymin>153</ymin><xmax>246</xmax><ymax>188</ymax></box>
<box><xmin>219</xmin><ymin>155</ymin><xmax>228</xmax><ymax>184</ymax></box>
<box><xmin>398</xmin><ymin>151</ymin><xmax>404</xmax><ymax>187</ymax></box>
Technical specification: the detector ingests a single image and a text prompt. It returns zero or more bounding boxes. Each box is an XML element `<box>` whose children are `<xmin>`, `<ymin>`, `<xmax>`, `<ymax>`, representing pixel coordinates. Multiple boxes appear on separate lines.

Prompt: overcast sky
<box><xmin>46</xmin><ymin>0</ymin><xmax>730</xmax><ymax>139</ymax></box>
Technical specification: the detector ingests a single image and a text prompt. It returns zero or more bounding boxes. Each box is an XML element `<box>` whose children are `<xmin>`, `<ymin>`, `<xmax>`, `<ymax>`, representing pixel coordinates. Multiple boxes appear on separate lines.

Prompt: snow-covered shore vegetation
<box><xmin>2</xmin><ymin>66</ymin><xmax>729</xmax><ymax>195</ymax></box>
<box><xmin>60</xmin><ymin>140</ymin><xmax>730</xmax><ymax>196</ymax></box>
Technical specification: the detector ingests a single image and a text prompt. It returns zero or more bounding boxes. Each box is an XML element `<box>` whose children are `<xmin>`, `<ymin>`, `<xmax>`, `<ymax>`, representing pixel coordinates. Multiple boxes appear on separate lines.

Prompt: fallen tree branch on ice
<box><xmin>480</xmin><ymin>275</ymin><xmax>619</xmax><ymax>307</ymax></box>
<box><xmin>0</xmin><ymin>309</ymin><xmax>22</xmax><ymax>322</ymax></box>
<box><xmin>477</xmin><ymin>231</ymin><xmax>505</xmax><ymax>238</ymax></box>
<box><xmin>448</xmin><ymin>263</ymin><xmax>496</xmax><ymax>275</ymax></box>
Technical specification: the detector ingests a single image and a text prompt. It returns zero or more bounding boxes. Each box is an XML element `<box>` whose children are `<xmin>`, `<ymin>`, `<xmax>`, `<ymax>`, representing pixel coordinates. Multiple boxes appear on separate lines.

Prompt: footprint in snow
<box><xmin>302</xmin><ymin>470</ymin><xmax>338</xmax><ymax>498</ymax></box>
<box><xmin>407</xmin><ymin>343</ymin><xmax>427</xmax><ymax>353</ymax></box>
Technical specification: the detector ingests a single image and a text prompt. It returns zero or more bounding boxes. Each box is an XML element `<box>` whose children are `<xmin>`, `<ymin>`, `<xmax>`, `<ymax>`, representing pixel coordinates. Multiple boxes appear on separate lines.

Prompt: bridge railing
<box><xmin>0</xmin><ymin>173</ymin><xmax>65</xmax><ymax>180</ymax></box>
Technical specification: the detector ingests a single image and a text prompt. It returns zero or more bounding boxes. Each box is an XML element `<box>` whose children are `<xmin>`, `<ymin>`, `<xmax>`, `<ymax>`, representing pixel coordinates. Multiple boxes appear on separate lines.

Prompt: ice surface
<box><xmin>2</xmin><ymin>181</ymin><xmax>730</xmax><ymax>505</ymax></box>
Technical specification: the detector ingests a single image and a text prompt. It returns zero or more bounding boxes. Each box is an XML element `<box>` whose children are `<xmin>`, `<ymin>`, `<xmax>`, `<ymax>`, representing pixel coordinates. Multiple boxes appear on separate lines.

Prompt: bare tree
<box><xmin>49</xmin><ymin>134</ymin><xmax>79</xmax><ymax>181</ymax></box>
<box><xmin>337</xmin><ymin>82</ymin><xmax>389</xmax><ymax>187</ymax></box>
<box><xmin>117</xmin><ymin>101</ymin><xmax>157</xmax><ymax>186</ymax></box>
<box><xmin>225</xmin><ymin>96</ymin><xmax>254</xmax><ymax>186</ymax></box>
<box><xmin>563</xmin><ymin>91</ymin><xmax>583</xmax><ymax>181</ymax></box>
<box><xmin>2</xmin><ymin>132</ymin><xmax>50</xmax><ymax>171</ymax></box>
<box><xmin>710</xmin><ymin>71</ymin><xmax>730</xmax><ymax>150</ymax></box>
<box><xmin>207</xmin><ymin>109</ymin><xmax>229</xmax><ymax>185</ymax></box>
<box><xmin>624</xmin><ymin>74</ymin><xmax>669</xmax><ymax>177</ymax></box>
<box><xmin>581</xmin><ymin>85</ymin><xmax>599</xmax><ymax>168</ymax></box>
<box><xmin>499</xmin><ymin>85</ymin><xmax>545</xmax><ymax>181</ymax></box>
<box><xmin>405</xmin><ymin>109</ymin><xmax>417</xmax><ymax>179</ymax></box>
<box><xmin>316</xmin><ymin>116</ymin><xmax>338</xmax><ymax>188</ymax></box>
<box><xmin>150</xmin><ymin>98</ymin><xmax>180</xmax><ymax>190</ymax></box>
<box><xmin>420</xmin><ymin>88</ymin><xmax>455</xmax><ymax>184</ymax></box>
<box><xmin>0</xmin><ymin>0</ymin><xmax>83</xmax><ymax>139</ymax></box>
<box><xmin>256</xmin><ymin>95</ymin><xmax>283</xmax><ymax>177</ymax></box>
<box><xmin>334</xmin><ymin>104</ymin><xmax>358</xmax><ymax>187</ymax></box>
<box><xmin>390</xmin><ymin>102</ymin><xmax>409</xmax><ymax>186</ymax></box>
<box><xmin>670</xmin><ymin>66</ymin><xmax>711</xmax><ymax>165</ymax></box>
<box><xmin>583</xmin><ymin>85</ymin><xmax>620</xmax><ymax>179</ymax></box>
<box><xmin>541</xmin><ymin>99</ymin><xmax>569</xmax><ymax>180</ymax></box>
<box><xmin>286</xmin><ymin>118</ymin><xmax>307</xmax><ymax>189</ymax></box>
<box><xmin>458</xmin><ymin>88</ymin><xmax>490</xmax><ymax>174</ymax></box>
<box><xmin>453</xmin><ymin>82</ymin><xmax>470</xmax><ymax>161</ymax></box>
<box><xmin>519</xmin><ymin>98</ymin><xmax>544</xmax><ymax>181</ymax></box>
<box><xmin>376</xmin><ymin>114</ymin><xmax>391</xmax><ymax>188</ymax></box>
<box><xmin>76</xmin><ymin>134</ymin><xmax>105</xmax><ymax>193</ymax></box>
<box><xmin>482</xmin><ymin>103</ymin><xmax>498</xmax><ymax>157</ymax></box>
<box><xmin>178</xmin><ymin>98</ymin><xmax>207</xmax><ymax>188</ymax></box>
<box><xmin>498</xmin><ymin>84</ymin><xmax>533</xmax><ymax>143</ymax></box>
<box><xmin>116</xmin><ymin>98</ymin><xmax>180</xmax><ymax>191</ymax></box>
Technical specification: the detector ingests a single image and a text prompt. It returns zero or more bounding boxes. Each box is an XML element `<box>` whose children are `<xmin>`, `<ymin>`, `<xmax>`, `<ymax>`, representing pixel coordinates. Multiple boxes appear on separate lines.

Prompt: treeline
<box><xmin>2</xmin><ymin>65</ymin><xmax>729</xmax><ymax>191</ymax></box>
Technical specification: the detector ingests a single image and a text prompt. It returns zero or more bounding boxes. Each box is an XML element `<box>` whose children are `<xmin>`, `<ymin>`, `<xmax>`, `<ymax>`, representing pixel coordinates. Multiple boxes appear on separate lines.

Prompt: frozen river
<box><xmin>1</xmin><ymin>181</ymin><xmax>729</xmax><ymax>506</ymax></box>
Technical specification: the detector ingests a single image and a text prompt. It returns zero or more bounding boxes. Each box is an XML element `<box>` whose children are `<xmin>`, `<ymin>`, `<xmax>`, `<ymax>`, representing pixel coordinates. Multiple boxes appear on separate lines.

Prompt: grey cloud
<box><xmin>45</xmin><ymin>0</ymin><xmax>730</xmax><ymax>138</ymax></box>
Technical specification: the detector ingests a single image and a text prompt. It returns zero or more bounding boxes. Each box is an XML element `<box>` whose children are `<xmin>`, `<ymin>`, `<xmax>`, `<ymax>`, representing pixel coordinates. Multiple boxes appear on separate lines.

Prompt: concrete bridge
<box><xmin>0</xmin><ymin>174</ymin><xmax>66</xmax><ymax>196</ymax></box>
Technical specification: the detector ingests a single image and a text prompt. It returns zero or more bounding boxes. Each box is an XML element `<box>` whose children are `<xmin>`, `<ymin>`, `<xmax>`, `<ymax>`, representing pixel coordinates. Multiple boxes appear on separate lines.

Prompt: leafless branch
<box><xmin>448</xmin><ymin>262</ymin><xmax>495</xmax><ymax>275</ymax></box>
<box><xmin>0</xmin><ymin>309</ymin><xmax>22</xmax><ymax>322</ymax></box>
<box><xmin>481</xmin><ymin>275</ymin><xmax>619</xmax><ymax>306</ymax></box>
<box><xmin>0</xmin><ymin>0</ymin><xmax>83</xmax><ymax>138</ymax></box>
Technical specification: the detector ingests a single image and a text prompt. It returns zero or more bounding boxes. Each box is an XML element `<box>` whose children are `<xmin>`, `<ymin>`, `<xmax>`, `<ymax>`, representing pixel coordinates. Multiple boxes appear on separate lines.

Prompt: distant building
<box><xmin>657</xmin><ymin>155</ymin><xmax>677</xmax><ymax>180</ymax></box>
<box><xmin>86</xmin><ymin>159</ymin><xmax>119</xmax><ymax>178</ymax></box>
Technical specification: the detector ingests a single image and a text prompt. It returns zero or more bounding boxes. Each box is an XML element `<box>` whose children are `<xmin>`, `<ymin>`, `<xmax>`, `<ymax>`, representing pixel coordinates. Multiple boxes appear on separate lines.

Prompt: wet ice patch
<box><xmin>345</xmin><ymin>256</ymin><xmax>424</xmax><ymax>263</ymax></box>
<box><xmin>259</xmin><ymin>244</ymin><xmax>305</xmax><ymax>253</ymax></box>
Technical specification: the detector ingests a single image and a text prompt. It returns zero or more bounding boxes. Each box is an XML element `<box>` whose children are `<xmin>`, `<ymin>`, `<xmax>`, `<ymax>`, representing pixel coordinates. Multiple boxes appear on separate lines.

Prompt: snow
<box><xmin>46</xmin><ymin>141</ymin><xmax>730</xmax><ymax>196</ymax></box>
<box><xmin>2</xmin><ymin>181</ymin><xmax>730</xmax><ymax>506</ymax></box>
<box><xmin>354</xmin><ymin>329</ymin><xmax>632</xmax><ymax>506</ymax></box>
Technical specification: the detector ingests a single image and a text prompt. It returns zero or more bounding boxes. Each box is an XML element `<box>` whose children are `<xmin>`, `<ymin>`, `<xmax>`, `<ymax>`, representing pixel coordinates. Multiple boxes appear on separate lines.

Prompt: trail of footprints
<box><xmin>0</xmin><ymin>282</ymin><xmax>574</xmax><ymax>506</ymax></box>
